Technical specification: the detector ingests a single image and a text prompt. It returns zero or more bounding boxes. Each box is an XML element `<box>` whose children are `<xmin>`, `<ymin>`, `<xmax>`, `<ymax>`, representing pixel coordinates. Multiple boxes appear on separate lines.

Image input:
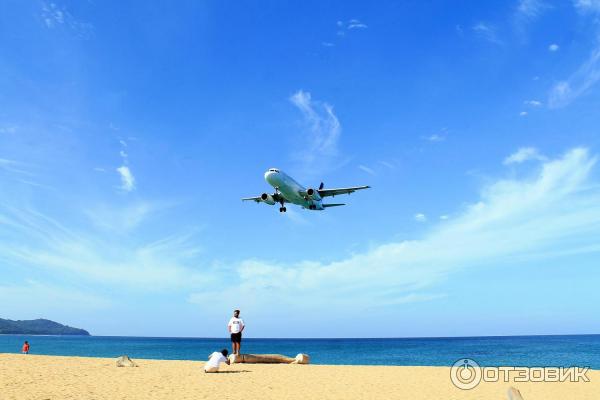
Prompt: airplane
<box><xmin>242</xmin><ymin>168</ymin><xmax>370</xmax><ymax>212</ymax></box>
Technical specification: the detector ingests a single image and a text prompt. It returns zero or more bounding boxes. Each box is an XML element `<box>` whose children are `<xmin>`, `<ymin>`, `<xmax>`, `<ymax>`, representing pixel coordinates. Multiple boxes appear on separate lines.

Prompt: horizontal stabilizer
<box><xmin>323</xmin><ymin>203</ymin><xmax>345</xmax><ymax>208</ymax></box>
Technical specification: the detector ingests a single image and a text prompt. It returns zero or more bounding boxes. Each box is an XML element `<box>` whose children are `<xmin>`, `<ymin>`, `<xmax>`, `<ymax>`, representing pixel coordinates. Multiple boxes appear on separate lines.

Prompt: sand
<box><xmin>1</xmin><ymin>354</ymin><xmax>598</xmax><ymax>400</ymax></box>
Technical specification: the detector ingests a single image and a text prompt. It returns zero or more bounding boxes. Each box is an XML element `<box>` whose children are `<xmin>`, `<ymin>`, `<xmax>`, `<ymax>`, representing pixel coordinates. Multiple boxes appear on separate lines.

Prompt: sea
<box><xmin>1</xmin><ymin>334</ymin><xmax>599</xmax><ymax>369</ymax></box>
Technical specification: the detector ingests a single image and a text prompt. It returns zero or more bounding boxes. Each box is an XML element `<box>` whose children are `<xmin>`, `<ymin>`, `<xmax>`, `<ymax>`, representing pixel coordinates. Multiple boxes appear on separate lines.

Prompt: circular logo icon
<box><xmin>450</xmin><ymin>358</ymin><xmax>482</xmax><ymax>390</ymax></box>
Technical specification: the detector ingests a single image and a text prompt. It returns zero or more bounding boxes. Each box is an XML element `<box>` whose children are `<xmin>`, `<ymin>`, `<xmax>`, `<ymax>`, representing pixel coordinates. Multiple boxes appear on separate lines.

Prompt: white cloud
<box><xmin>574</xmin><ymin>0</ymin><xmax>600</xmax><ymax>13</ymax></box>
<box><xmin>290</xmin><ymin>90</ymin><xmax>341</xmax><ymax>168</ymax></box>
<box><xmin>40</xmin><ymin>1</ymin><xmax>93</xmax><ymax>38</ymax></box>
<box><xmin>42</xmin><ymin>2</ymin><xmax>64</xmax><ymax>27</ymax></box>
<box><xmin>503</xmin><ymin>147</ymin><xmax>547</xmax><ymax>164</ymax></box>
<box><xmin>358</xmin><ymin>165</ymin><xmax>376</xmax><ymax>175</ymax></box>
<box><xmin>548</xmin><ymin>46</ymin><xmax>600</xmax><ymax>108</ymax></box>
<box><xmin>514</xmin><ymin>0</ymin><xmax>550</xmax><ymax>38</ymax></box>
<box><xmin>116</xmin><ymin>139</ymin><xmax>135</xmax><ymax>192</ymax></box>
<box><xmin>517</xmin><ymin>0</ymin><xmax>548</xmax><ymax>17</ymax></box>
<box><xmin>520</xmin><ymin>111</ymin><xmax>528</xmax><ymax>116</ymax></box>
<box><xmin>473</xmin><ymin>22</ymin><xmax>502</xmax><ymax>45</ymax></box>
<box><xmin>85</xmin><ymin>202</ymin><xmax>167</xmax><ymax>233</ymax></box>
<box><xmin>425</xmin><ymin>134</ymin><xmax>445</xmax><ymax>142</ymax></box>
<box><xmin>414</xmin><ymin>213</ymin><xmax>427</xmax><ymax>222</ymax></box>
<box><xmin>0</xmin><ymin>158</ymin><xmax>17</xmax><ymax>167</ymax></box>
<box><xmin>0</xmin><ymin>158</ymin><xmax>33</xmax><ymax>176</ymax></box>
<box><xmin>549</xmin><ymin>43</ymin><xmax>560</xmax><ymax>52</ymax></box>
<box><xmin>524</xmin><ymin>100</ymin><xmax>543</xmax><ymax>107</ymax></box>
<box><xmin>440</xmin><ymin>215</ymin><xmax>449</xmax><ymax>220</ymax></box>
<box><xmin>0</xmin><ymin>125</ymin><xmax>18</xmax><ymax>134</ymax></box>
<box><xmin>378</xmin><ymin>161</ymin><xmax>396</xmax><ymax>170</ymax></box>
<box><xmin>116</xmin><ymin>166</ymin><xmax>135</xmax><ymax>192</ymax></box>
<box><xmin>0</xmin><ymin>280</ymin><xmax>111</xmax><ymax>317</ymax></box>
<box><xmin>187</xmin><ymin>148</ymin><xmax>600</xmax><ymax>327</ymax></box>
<box><xmin>322</xmin><ymin>42</ymin><xmax>334</xmax><ymax>47</ymax></box>
<box><xmin>347</xmin><ymin>19</ymin><xmax>368</xmax><ymax>29</ymax></box>
<box><xmin>337</xmin><ymin>19</ymin><xmax>368</xmax><ymax>31</ymax></box>
<box><xmin>0</xmin><ymin>204</ymin><xmax>207</xmax><ymax>290</ymax></box>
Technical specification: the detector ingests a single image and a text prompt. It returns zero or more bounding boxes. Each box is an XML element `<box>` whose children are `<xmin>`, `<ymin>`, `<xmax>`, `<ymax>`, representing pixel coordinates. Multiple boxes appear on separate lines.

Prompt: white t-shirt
<box><xmin>205</xmin><ymin>352</ymin><xmax>228</xmax><ymax>369</ymax></box>
<box><xmin>228</xmin><ymin>317</ymin><xmax>245</xmax><ymax>334</ymax></box>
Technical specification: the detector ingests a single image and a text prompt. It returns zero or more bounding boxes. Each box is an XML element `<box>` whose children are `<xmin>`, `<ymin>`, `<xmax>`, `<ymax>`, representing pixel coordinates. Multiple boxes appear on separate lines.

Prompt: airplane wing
<box><xmin>242</xmin><ymin>192</ymin><xmax>283</xmax><ymax>203</ymax></box>
<box><xmin>318</xmin><ymin>185</ymin><xmax>370</xmax><ymax>198</ymax></box>
<box><xmin>242</xmin><ymin>196</ymin><xmax>262</xmax><ymax>203</ymax></box>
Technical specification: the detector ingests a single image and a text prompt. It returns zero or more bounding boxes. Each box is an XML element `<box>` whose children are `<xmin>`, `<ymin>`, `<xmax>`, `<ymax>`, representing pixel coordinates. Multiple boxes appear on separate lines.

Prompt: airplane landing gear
<box><xmin>279</xmin><ymin>206</ymin><xmax>287</xmax><ymax>212</ymax></box>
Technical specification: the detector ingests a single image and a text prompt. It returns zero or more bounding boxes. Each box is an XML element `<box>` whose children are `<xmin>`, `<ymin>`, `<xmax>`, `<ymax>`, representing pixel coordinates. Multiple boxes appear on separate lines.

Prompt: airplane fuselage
<box><xmin>243</xmin><ymin>168</ymin><xmax>369</xmax><ymax>212</ymax></box>
<box><xmin>264</xmin><ymin>168</ymin><xmax>324</xmax><ymax>210</ymax></box>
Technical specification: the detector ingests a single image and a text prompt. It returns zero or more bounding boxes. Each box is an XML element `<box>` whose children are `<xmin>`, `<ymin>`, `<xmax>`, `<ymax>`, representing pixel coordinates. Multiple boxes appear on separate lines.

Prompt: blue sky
<box><xmin>1</xmin><ymin>0</ymin><xmax>600</xmax><ymax>337</ymax></box>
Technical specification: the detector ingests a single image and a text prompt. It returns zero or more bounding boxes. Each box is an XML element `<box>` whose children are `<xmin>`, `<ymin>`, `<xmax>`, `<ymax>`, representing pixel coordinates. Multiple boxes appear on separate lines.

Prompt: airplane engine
<box><xmin>260</xmin><ymin>193</ymin><xmax>276</xmax><ymax>205</ymax></box>
<box><xmin>305</xmin><ymin>188</ymin><xmax>322</xmax><ymax>200</ymax></box>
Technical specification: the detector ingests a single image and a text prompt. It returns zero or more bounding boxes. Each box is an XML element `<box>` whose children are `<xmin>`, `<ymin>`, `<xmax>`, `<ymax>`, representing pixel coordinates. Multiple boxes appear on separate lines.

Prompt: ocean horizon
<box><xmin>2</xmin><ymin>334</ymin><xmax>599</xmax><ymax>369</ymax></box>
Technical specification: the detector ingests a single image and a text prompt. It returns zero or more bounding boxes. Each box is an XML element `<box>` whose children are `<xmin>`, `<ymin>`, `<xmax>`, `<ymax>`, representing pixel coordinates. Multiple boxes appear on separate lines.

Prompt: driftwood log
<box><xmin>507</xmin><ymin>387</ymin><xmax>524</xmax><ymax>400</ymax></box>
<box><xmin>116</xmin><ymin>355</ymin><xmax>138</xmax><ymax>367</ymax></box>
<box><xmin>229</xmin><ymin>353</ymin><xmax>310</xmax><ymax>364</ymax></box>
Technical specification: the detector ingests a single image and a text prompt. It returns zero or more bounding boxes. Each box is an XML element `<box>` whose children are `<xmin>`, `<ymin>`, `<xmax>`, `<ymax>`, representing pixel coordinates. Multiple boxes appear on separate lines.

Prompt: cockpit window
<box><xmin>269</xmin><ymin>168</ymin><xmax>279</xmax><ymax>173</ymax></box>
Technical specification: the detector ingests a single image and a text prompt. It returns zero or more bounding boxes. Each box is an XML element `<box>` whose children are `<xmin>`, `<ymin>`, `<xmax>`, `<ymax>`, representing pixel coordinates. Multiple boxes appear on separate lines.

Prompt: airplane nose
<box><xmin>264</xmin><ymin>170</ymin><xmax>279</xmax><ymax>186</ymax></box>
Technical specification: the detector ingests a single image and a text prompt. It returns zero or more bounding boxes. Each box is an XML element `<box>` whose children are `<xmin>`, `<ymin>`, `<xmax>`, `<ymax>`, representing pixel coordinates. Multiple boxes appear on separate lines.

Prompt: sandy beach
<box><xmin>0</xmin><ymin>354</ymin><xmax>598</xmax><ymax>400</ymax></box>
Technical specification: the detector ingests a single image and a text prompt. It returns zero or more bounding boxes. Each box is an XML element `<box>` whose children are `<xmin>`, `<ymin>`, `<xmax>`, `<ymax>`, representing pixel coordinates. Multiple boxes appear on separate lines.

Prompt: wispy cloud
<box><xmin>519</xmin><ymin>111</ymin><xmax>528</xmax><ymax>116</ymax></box>
<box><xmin>514</xmin><ymin>0</ymin><xmax>550</xmax><ymax>39</ymax></box>
<box><xmin>41</xmin><ymin>1</ymin><xmax>94</xmax><ymax>38</ymax></box>
<box><xmin>290</xmin><ymin>90</ymin><xmax>341</xmax><ymax>169</ymax></box>
<box><xmin>347</xmin><ymin>19</ymin><xmax>368</xmax><ymax>30</ymax></box>
<box><xmin>0</xmin><ymin>280</ymin><xmax>111</xmax><ymax>318</ymax></box>
<box><xmin>116</xmin><ymin>166</ymin><xmax>135</xmax><ymax>192</ymax></box>
<box><xmin>424</xmin><ymin>133</ymin><xmax>446</xmax><ymax>142</ymax></box>
<box><xmin>84</xmin><ymin>202</ymin><xmax>170</xmax><ymax>233</ymax></box>
<box><xmin>0</xmin><ymin>125</ymin><xmax>18</xmax><ymax>135</ymax></box>
<box><xmin>414</xmin><ymin>213</ymin><xmax>427</xmax><ymax>222</ymax></box>
<box><xmin>524</xmin><ymin>100</ymin><xmax>543</xmax><ymax>107</ymax></box>
<box><xmin>574</xmin><ymin>0</ymin><xmax>600</xmax><ymax>14</ymax></box>
<box><xmin>116</xmin><ymin>139</ymin><xmax>136</xmax><ymax>192</ymax></box>
<box><xmin>335</xmin><ymin>19</ymin><xmax>368</xmax><ymax>36</ymax></box>
<box><xmin>548</xmin><ymin>46</ymin><xmax>600</xmax><ymax>108</ymax></box>
<box><xmin>0</xmin><ymin>203</ymin><xmax>207</xmax><ymax>290</ymax></box>
<box><xmin>0</xmin><ymin>158</ymin><xmax>35</xmax><ymax>177</ymax></box>
<box><xmin>378</xmin><ymin>161</ymin><xmax>397</xmax><ymax>170</ymax></box>
<box><xmin>517</xmin><ymin>0</ymin><xmax>549</xmax><ymax>18</ymax></box>
<box><xmin>503</xmin><ymin>147</ymin><xmax>547</xmax><ymax>164</ymax></box>
<box><xmin>188</xmin><ymin>148</ymin><xmax>600</xmax><ymax>329</ymax></box>
<box><xmin>358</xmin><ymin>165</ymin><xmax>376</xmax><ymax>175</ymax></box>
<box><xmin>549</xmin><ymin>43</ymin><xmax>560</xmax><ymax>52</ymax></box>
<box><xmin>472</xmin><ymin>22</ymin><xmax>503</xmax><ymax>45</ymax></box>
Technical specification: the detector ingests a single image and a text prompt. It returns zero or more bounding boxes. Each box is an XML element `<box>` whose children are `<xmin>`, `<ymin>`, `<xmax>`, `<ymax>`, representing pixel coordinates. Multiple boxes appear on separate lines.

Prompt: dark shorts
<box><xmin>230</xmin><ymin>332</ymin><xmax>242</xmax><ymax>343</ymax></box>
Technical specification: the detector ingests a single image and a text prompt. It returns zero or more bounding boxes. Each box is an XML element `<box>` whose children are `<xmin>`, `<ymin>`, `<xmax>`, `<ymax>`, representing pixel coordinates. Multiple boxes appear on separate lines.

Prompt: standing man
<box><xmin>22</xmin><ymin>341</ymin><xmax>30</xmax><ymax>354</ymax></box>
<box><xmin>228</xmin><ymin>309</ymin><xmax>245</xmax><ymax>355</ymax></box>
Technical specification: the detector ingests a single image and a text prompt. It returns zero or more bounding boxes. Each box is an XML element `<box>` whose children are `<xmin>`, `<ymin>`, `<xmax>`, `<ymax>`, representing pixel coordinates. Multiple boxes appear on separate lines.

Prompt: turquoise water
<box><xmin>1</xmin><ymin>335</ymin><xmax>599</xmax><ymax>368</ymax></box>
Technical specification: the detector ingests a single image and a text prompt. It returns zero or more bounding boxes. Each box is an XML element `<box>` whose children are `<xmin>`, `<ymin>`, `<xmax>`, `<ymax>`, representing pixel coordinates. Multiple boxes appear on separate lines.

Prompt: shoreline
<box><xmin>1</xmin><ymin>352</ymin><xmax>599</xmax><ymax>370</ymax></box>
<box><xmin>2</xmin><ymin>354</ymin><xmax>599</xmax><ymax>399</ymax></box>
<box><xmin>2</xmin><ymin>332</ymin><xmax>600</xmax><ymax>339</ymax></box>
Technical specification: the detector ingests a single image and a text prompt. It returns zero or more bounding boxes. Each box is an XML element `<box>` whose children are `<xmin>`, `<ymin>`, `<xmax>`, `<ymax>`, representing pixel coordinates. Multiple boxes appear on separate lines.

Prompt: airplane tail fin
<box><xmin>323</xmin><ymin>203</ymin><xmax>345</xmax><ymax>208</ymax></box>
